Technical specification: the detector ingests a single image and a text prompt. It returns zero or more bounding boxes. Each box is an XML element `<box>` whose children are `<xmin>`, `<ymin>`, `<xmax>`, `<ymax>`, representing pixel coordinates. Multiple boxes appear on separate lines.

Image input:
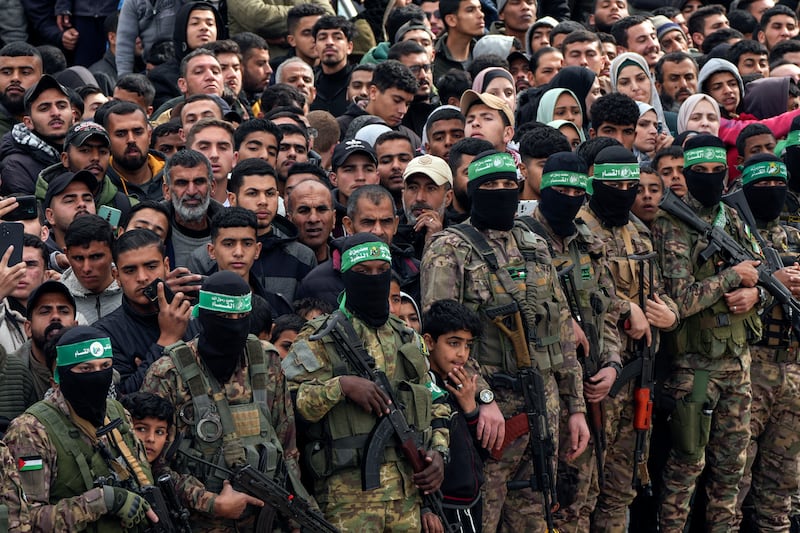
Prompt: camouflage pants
<box><xmin>659</xmin><ymin>363</ymin><xmax>751</xmax><ymax>533</ymax></box>
<box><xmin>592</xmin><ymin>379</ymin><xmax>644</xmax><ymax>533</ymax></box>
<box><xmin>736</xmin><ymin>350</ymin><xmax>800</xmax><ymax>532</ymax></box>
<box><xmin>481</xmin><ymin>373</ymin><xmax>560</xmax><ymax>532</ymax></box>
<box><xmin>554</xmin><ymin>405</ymin><xmax>598</xmax><ymax>533</ymax></box>
<box><xmin>321</xmin><ymin>497</ymin><xmax>420</xmax><ymax>532</ymax></box>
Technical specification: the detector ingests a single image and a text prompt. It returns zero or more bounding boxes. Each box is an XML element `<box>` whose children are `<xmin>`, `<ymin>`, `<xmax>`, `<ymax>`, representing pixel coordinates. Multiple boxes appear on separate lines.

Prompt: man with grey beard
<box><xmin>162</xmin><ymin>149</ymin><xmax>226</xmax><ymax>268</ymax></box>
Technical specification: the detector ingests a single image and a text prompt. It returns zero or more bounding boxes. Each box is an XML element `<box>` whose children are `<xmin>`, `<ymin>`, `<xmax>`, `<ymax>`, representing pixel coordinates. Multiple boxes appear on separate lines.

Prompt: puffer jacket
<box><xmin>115</xmin><ymin>0</ymin><xmax>182</xmax><ymax>76</ymax></box>
<box><xmin>228</xmin><ymin>0</ymin><xmax>333</xmax><ymax>42</ymax></box>
<box><xmin>60</xmin><ymin>268</ymin><xmax>123</xmax><ymax>324</ymax></box>
<box><xmin>0</xmin><ymin>123</ymin><xmax>61</xmax><ymax>195</ymax></box>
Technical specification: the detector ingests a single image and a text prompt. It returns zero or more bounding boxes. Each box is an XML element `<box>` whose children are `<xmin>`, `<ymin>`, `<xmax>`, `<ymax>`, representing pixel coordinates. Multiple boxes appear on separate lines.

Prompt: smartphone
<box><xmin>142</xmin><ymin>278</ymin><xmax>175</xmax><ymax>305</ymax></box>
<box><xmin>4</xmin><ymin>195</ymin><xmax>37</xmax><ymax>221</ymax></box>
<box><xmin>0</xmin><ymin>222</ymin><xmax>23</xmax><ymax>266</ymax></box>
<box><xmin>98</xmin><ymin>205</ymin><xmax>122</xmax><ymax>228</ymax></box>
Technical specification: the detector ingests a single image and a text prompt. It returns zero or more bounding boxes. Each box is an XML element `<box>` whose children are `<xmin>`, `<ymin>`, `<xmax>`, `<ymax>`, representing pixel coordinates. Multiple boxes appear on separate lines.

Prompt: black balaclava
<box><xmin>197</xmin><ymin>271</ymin><xmax>252</xmax><ymax>383</ymax></box>
<box><xmin>468</xmin><ymin>150</ymin><xmax>520</xmax><ymax>231</ymax></box>
<box><xmin>340</xmin><ymin>233</ymin><xmax>393</xmax><ymax>328</ymax></box>
<box><xmin>55</xmin><ymin>326</ymin><xmax>114</xmax><ymax>427</ymax></box>
<box><xmin>539</xmin><ymin>152</ymin><xmax>589</xmax><ymax>236</ymax></box>
<box><xmin>742</xmin><ymin>153</ymin><xmax>789</xmax><ymax>223</ymax></box>
<box><xmin>783</xmin><ymin>115</ymin><xmax>800</xmax><ymax>193</ymax></box>
<box><xmin>588</xmin><ymin>146</ymin><xmax>640</xmax><ymax>227</ymax></box>
<box><xmin>683</xmin><ymin>134</ymin><xmax>728</xmax><ymax>208</ymax></box>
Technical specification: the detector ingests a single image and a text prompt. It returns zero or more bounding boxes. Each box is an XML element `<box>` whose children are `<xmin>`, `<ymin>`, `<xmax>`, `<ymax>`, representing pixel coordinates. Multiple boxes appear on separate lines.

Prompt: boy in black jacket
<box><xmin>422</xmin><ymin>299</ymin><xmax>488</xmax><ymax>533</ymax></box>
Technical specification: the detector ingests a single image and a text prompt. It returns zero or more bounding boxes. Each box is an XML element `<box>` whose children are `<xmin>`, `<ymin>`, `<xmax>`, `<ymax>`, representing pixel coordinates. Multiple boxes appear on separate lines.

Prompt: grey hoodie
<box><xmin>60</xmin><ymin>268</ymin><xmax>122</xmax><ymax>324</ymax></box>
<box><xmin>698</xmin><ymin>57</ymin><xmax>745</xmax><ymax>103</ymax></box>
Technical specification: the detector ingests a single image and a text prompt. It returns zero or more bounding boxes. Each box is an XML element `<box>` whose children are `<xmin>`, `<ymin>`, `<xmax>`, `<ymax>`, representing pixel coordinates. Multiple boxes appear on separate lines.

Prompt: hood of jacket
<box><xmin>60</xmin><ymin>268</ymin><xmax>122</xmax><ymax>299</ymax></box>
<box><xmin>3</xmin><ymin>123</ymin><xmax>61</xmax><ymax>162</ymax></box>
<box><xmin>173</xmin><ymin>1</ymin><xmax>227</xmax><ymax>61</ymax></box>
<box><xmin>361</xmin><ymin>42</ymin><xmax>391</xmax><ymax>65</ymax></box>
<box><xmin>744</xmin><ymin>76</ymin><xmax>789</xmax><ymax>120</ymax></box>
<box><xmin>258</xmin><ymin>214</ymin><xmax>299</xmax><ymax>251</ymax></box>
<box><xmin>698</xmin><ymin>58</ymin><xmax>744</xmax><ymax>101</ymax></box>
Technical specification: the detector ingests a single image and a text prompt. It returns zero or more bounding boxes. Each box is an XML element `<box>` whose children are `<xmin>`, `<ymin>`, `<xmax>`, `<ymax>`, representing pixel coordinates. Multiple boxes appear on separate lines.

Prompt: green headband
<box><xmin>785</xmin><ymin>130</ymin><xmax>800</xmax><ymax>148</ymax></box>
<box><xmin>741</xmin><ymin>160</ymin><xmax>787</xmax><ymax>186</ymax></box>
<box><xmin>55</xmin><ymin>337</ymin><xmax>112</xmax><ymax>383</ymax></box>
<box><xmin>592</xmin><ymin>163</ymin><xmax>640</xmax><ymax>181</ymax></box>
<box><xmin>341</xmin><ymin>241</ymin><xmax>392</xmax><ymax>272</ymax></box>
<box><xmin>197</xmin><ymin>290</ymin><xmax>252</xmax><ymax>313</ymax></box>
<box><xmin>468</xmin><ymin>152</ymin><xmax>517</xmax><ymax>182</ymax></box>
<box><xmin>541</xmin><ymin>170</ymin><xmax>588</xmax><ymax>190</ymax></box>
<box><xmin>684</xmin><ymin>146</ymin><xmax>727</xmax><ymax>166</ymax></box>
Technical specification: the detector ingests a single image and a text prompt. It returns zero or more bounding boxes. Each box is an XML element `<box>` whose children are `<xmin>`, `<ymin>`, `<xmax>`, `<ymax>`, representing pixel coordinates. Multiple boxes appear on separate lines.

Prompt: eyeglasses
<box><xmin>424</xmin><ymin>10</ymin><xmax>440</xmax><ymax>19</ymax></box>
<box><xmin>408</xmin><ymin>64</ymin><xmax>432</xmax><ymax>74</ymax></box>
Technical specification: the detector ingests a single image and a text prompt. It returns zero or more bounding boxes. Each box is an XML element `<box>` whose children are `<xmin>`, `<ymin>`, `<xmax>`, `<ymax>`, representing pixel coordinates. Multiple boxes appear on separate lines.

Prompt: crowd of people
<box><xmin>0</xmin><ymin>0</ymin><xmax>799</xmax><ymax>531</ymax></box>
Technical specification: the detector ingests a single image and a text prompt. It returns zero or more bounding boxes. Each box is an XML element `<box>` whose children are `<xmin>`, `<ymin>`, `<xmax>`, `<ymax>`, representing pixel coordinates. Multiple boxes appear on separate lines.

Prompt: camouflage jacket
<box><xmin>651</xmin><ymin>194</ymin><xmax>764</xmax><ymax>368</ymax></box>
<box><xmin>140</xmin><ymin>339</ymin><xmax>298</xmax><ymax>518</ymax></box>
<box><xmin>3</xmin><ymin>389</ymin><xmax>150</xmax><ymax>532</ymax></box>
<box><xmin>531</xmin><ymin>208</ymin><xmax>623</xmax><ymax>369</ymax></box>
<box><xmin>0</xmin><ymin>440</ymin><xmax>30</xmax><ymax>532</ymax></box>
<box><xmin>282</xmin><ymin>314</ymin><xmax>450</xmax><ymax>504</ymax></box>
<box><xmin>420</xmin><ymin>223</ymin><xmax>586</xmax><ymax>415</ymax></box>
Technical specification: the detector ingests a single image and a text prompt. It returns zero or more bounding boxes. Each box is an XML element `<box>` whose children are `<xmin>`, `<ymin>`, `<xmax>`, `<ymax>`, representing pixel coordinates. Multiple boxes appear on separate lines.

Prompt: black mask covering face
<box><xmin>470</xmin><ymin>188</ymin><xmax>519</xmax><ymax>231</ymax></box>
<box><xmin>588</xmin><ymin>180</ymin><xmax>638</xmax><ymax>227</ymax></box>
<box><xmin>744</xmin><ymin>182</ymin><xmax>787</xmax><ymax>222</ymax></box>
<box><xmin>539</xmin><ymin>188</ymin><xmax>585</xmax><ymax>236</ymax></box>
<box><xmin>198</xmin><ymin>311</ymin><xmax>251</xmax><ymax>383</ymax></box>
<box><xmin>684</xmin><ymin>168</ymin><xmax>727</xmax><ymax>208</ymax></box>
<box><xmin>59</xmin><ymin>366</ymin><xmax>113</xmax><ymax>427</ymax></box>
<box><xmin>786</xmin><ymin>145</ymin><xmax>800</xmax><ymax>193</ymax></box>
<box><xmin>342</xmin><ymin>269</ymin><xmax>392</xmax><ymax>328</ymax></box>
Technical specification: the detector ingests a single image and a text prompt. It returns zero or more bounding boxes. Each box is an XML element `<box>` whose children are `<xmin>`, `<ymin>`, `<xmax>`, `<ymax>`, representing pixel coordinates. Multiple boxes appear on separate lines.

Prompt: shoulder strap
<box><xmin>448</xmin><ymin>224</ymin><xmax>500</xmax><ymax>272</ymax></box>
<box><xmin>246</xmin><ymin>336</ymin><xmax>268</xmax><ymax>409</ymax></box>
<box><xmin>515</xmin><ymin>215</ymin><xmax>555</xmax><ymax>257</ymax></box>
<box><xmin>169</xmin><ymin>343</ymin><xmax>216</xmax><ymax>423</ymax></box>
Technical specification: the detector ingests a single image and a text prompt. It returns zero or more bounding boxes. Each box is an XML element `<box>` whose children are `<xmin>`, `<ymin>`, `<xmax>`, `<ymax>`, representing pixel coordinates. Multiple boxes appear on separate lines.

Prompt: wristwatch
<box><xmin>603</xmin><ymin>361</ymin><xmax>623</xmax><ymax>378</ymax></box>
<box><xmin>432</xmin><ymin>445</ymin><xmax>451</xmax><ymax>466</ymax></box>
<box><xmin>478</xmin><ymin>389</ymin><xmax>495</xmax><ymax>404</ymax></box>
<box><xmin>757</xmin><ymin>286</ymin><xmax>768</xmax><ymax>308</ymax></box>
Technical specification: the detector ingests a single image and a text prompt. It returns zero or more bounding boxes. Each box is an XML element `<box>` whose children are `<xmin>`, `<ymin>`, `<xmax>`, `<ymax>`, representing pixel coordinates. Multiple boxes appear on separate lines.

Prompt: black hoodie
<box><xmin>147</xmin><ymin>1</ymin><xmax>228</xmax><ymax>109</ymax></box>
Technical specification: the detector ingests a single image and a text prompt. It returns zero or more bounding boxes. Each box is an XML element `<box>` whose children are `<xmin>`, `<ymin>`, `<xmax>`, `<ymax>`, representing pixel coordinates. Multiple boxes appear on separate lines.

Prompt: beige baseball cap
<box><xmin>460</xmin><ymin>90</ymin><xmax>515</xmax><ymax>128</ymax></box>
<box><xmin>402</xmin><ymin>154</ymin><xmax>453</xmax><ymax>186</ymax></box>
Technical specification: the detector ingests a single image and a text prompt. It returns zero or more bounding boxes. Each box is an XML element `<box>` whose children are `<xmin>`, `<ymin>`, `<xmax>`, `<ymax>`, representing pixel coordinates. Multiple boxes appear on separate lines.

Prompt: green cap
<box><xmin>540</xmin><ymin>170</ymin><xmax>588</xmax><ymax>190</ymax></box>
<box><xmin>197</xmin><ymin>290</ymin><xmax>252</xmax><ymax>313</ymax></box>
<box><xmin>741</xmin><ymin>160</ymin><xmax>787</xmax><ymax>186</ymax></box>
<box><xmin>55</xmin><ymin>337</ymin><xmax>112</xmax><ymax>383</ymax></box>
<box><xmin>684</xmin><ymin>146</ymin><xmax>727</xmax><ymax>166</ymax></box>
<box><xmin>340</xmin><ymin>241</ymin><xmax>392</xmax><ymax>272</ymax></box>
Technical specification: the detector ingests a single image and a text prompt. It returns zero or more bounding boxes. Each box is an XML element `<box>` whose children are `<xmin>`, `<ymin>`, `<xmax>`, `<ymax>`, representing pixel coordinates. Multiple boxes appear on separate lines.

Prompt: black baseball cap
<box><xmin>63</xmin><ymin>121</ymin><xmax>110</xmax><ymax>149</ymax></box>
<box><xmin>23</xmin><ymin>74</ymin><xmax>70</xmax><ymax>113</ymax></box>
<box><xmin>26</xmin><ymin>280</ymin><xmax>76</xmax><ymax>319</ymax></box>
<box><xmin>332</xmin><ymin>138</ymin><xmax>378</xmax><ymax>171</ymax></box>
<box><xmin>44</xmin><ymin>170</ymin><xmax>96</xmax><ymax>208</ymax></box>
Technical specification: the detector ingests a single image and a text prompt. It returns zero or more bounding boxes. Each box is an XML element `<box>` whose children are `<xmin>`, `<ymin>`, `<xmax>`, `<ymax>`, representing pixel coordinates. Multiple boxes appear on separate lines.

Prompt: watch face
<box><xmin>479</xmin><ymin>389</ymin><xmax>494</xmax><ymax>404</ymax></box>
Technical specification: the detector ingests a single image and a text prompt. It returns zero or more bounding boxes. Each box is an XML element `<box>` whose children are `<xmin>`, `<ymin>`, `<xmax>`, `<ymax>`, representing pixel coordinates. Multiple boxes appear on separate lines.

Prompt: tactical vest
<box><xmin>168</xmin><ymin>336</ymin><xmax>284</xmax><ymax>494</ymax></box>
<box><xmin>670</xmin><ymin>209</ymin><xmax>762</xmax><ymax>358</ymax></box>
<box><xmin>523</xmin><ymin>217</ymin><xmax>611</xmax><ymax>356</ymax></box>
<box><xmin>26</xmin><ymin>399</ymin><xmax>151</xmax><ymax>533</ymax></box>
<box><xmin>445</xmin><ymin>222</ymin><xmax>565</xmax><ymax>373</ymax></box>
<box><xmin>303</xmin><ymin>315</ymin><xmax>433</xmax><ymax>480</ymax></box>
<box><xmin>756</xmin><ymin>223</ymin><xmax>800</xmax><ymax>353</ymax></box>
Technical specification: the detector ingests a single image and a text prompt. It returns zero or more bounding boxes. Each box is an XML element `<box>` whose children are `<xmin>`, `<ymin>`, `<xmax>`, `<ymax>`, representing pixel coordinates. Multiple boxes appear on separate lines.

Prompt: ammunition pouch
<box><xmin>677</xmin><ymin>299</ymin><xmax>760</xmax><ymax>359</ymax></box>
<box><xmin>668</xmin><ymin>370</ymin><xmax>712</xmax><ymax>461</ymax></box>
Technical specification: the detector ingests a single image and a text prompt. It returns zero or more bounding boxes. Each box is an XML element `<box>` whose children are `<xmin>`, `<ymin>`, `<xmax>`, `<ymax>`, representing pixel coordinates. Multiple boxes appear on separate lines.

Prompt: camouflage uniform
<box><xmin>3</xmin><ymin>388</ymin><xmax>153</xmax><ymax>532</ymax></box>
<box><xmin>528</xmin><ymin>208</ymin><xmax>623</xmax><ymax>533</ymax></box>
<box><xmin>140</xmin><ymin>337</ymin><xmax>302</xmax><ymax>533</ymax></box>
<box><xmin>651</xmin><ymin>195</ymin><xmax>764</xmax><ymax>533</ymax></box>
<box><xmin>282</xmin><ymin>314</ymin><xmax>450</xmax><ymax>533</ymax></box>
<box><xmin>0</xmin><ymin>440</ymin><xmax>30</xmax><ymax>532</ymax></box>
<box><xmin>735</xmin><ymin>219</ymin><xmax>800</xmax><ymax>531</ymax></box>
<box><xmin>421</xmin><ymin>222</ymin><xmax>586</xmax><ymax>532</ymax></box>
<box><xmin>578</xmin><ymin>207</ymin><xmax>679</xmax><ymax>533</ymax></box>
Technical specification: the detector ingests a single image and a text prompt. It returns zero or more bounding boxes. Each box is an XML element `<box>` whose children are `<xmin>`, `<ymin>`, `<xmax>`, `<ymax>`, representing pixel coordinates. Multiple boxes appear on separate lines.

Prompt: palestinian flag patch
<box><xmin>18</xmin><ymin>456</ymin><xmax>43</xmax><ymax>471</ymax></box>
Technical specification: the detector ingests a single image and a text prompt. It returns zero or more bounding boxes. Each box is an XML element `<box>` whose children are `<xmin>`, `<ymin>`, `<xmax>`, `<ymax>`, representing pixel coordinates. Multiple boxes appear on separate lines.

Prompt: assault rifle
<box><xmin>556</xmin><ymin>263</ymin><xmax>606</xmax><ymax>487</ymax></box>
<box><xmin>309</xmin><ymin>311</ymin><xmax>457</xmax><ymax>533</ymax></box>
<box><xmin>178</xmin><ymin>453</ymin><xmax>339</xmax><ymax>533</ymax></box>
<box><xmin>484</xmin><ymin>300</ymin><xmax>558</xmax><ymax>533</ymax></box>
<box><xmin>660</xmin><ymin>188</ymin><xmax>800</xmax><ymax>340</ymax></box>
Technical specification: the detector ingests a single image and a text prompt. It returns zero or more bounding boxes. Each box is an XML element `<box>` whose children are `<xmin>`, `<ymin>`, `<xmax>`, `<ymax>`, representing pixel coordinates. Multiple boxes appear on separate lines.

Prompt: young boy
<box><xmin>422</xmin><ymin>299</ymin><xmax>487</xmax><ymax>533</ymax></box>
<box><xmin>270</xmin><ymin>313</ymin><xmax>307</xmax><ymax>359</ymax></box>
<box><xmin>120</xmin><ymin>391</ymin><xmax>175</xmax><ymax>464</ymax></box>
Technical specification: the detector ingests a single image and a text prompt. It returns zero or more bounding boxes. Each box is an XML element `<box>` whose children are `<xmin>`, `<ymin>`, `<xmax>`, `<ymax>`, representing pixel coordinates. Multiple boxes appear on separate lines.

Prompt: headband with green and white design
<box><xmin>55</xmin><ymin>337</ymin><xmax>112</xmax><ymax>383</ymax></box>
<box><xmin>741</xmin><ymin>160</ymin><xmax>787</xmax><ymax>186</ymax></box>
<box><xmin>541</xmin><ymin>170</ymin><xmax>588</xmax><ymax>190</ymax></box>
<box><xmin>197</xmin><ymin>290</ymin><xmax>252</xmax><ymax>313</ymax></box>
<box><xmin>684</xmin><ymin>146</ymin><xmax>727</xmax><ymax>166</ymax></box>
<box><xmin>592</xmin><ymin>163</ymin><xmax>640</xmax><ymax>181</ymax></box>
<box><xmin>341</xmin><ymin>241</ymin><xmax>392</xmax><ymax>273</ymax></box>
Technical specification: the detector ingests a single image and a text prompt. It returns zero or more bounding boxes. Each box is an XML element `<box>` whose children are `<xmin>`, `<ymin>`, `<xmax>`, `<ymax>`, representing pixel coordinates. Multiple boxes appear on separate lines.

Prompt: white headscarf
<box><xmin>610</xmin><ymin>52</ymin><xmax>667</xmax><ymax>128</ymax></box>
